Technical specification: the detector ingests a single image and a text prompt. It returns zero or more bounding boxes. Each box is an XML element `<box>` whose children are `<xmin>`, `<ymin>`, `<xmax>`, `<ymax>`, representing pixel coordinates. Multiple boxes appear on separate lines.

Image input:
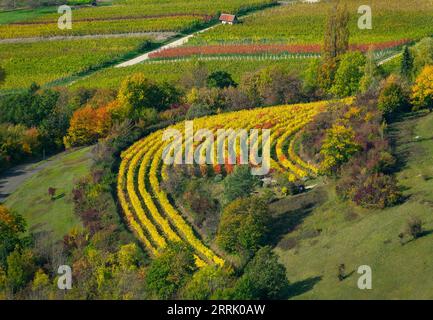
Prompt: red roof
<box><xmin>219</xmin><ymin>14</ymin><xmax>237</xmax><ymax>22</ymax></box>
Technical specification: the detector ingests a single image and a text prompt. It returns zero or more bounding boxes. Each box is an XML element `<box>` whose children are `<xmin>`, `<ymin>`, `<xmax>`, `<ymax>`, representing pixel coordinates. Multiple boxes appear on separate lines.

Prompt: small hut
<box><xmin>219</xmin><ymin>14</ymin><xmax>239</xmax><ymax>25</ymax></box>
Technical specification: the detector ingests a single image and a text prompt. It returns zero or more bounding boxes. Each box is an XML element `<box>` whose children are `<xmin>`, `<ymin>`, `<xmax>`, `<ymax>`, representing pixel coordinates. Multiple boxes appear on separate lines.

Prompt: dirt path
<box><xmin>0</xmin><ymin>31</ymin><xmax>177</xmax><ymax>44</ymax></box>
<box><xmin>115</xmin><ymin>25</ymin><xmax>217</xmax><ymax>67</ymax></box>
<box><xmin>0</xmin><ymin>161</ymin><xmax>51</xmax><ymax>202</ymax></box>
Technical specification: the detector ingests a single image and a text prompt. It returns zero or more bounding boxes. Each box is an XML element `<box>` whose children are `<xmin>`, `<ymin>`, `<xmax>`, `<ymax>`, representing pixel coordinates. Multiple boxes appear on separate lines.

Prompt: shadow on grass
<box><xmin>267</xmin><ymin>203</ymin><xmax>315</xmax><ymax>247</ymax></box>
<box><xmin>52</xmin><ymin>193</ymin><xmax>65</xmax><ymax>201</ymax></box>
<box><xmin>283</xmin><ymin>276</ymin><xmax>322</xmax><ymax>299</ymax></box>
<box><xmin>403</xmin><ymin>229</ymin><xmax>433</xmax><ymax>245</ymax></box>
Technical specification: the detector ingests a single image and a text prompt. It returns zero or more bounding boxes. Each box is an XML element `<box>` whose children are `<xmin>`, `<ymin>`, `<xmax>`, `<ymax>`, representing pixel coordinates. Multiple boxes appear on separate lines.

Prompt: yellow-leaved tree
<box><xmin>412</xmin><ymin>65</ymin><xmax>433</xmax><ymax>112</ymax></box>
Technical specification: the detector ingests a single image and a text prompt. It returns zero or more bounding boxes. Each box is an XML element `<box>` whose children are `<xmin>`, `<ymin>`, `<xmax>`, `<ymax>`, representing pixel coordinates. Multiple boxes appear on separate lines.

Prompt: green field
<box><xmin>4</xmin><ymin>147</ymin><xmax>93</xmax><ymax>243</ymax></box>
<box><xmin>71</xmin><ymin>57</ymin><xmax>313</xmax><ymax>89</ymax></box>
<box><xmin>189</xmin><ymin>0</ymin><xmax>433</xmax><ymax>46</ymax></box>
<box><xmin>0</xmin><ymin>36</ymin><xmax>152</xmax><ymax>89</ymax></box>
<box><xmin>275</xmin><ymin>111</ymin><xmax>433</xmax><ymax>299</ymax></box>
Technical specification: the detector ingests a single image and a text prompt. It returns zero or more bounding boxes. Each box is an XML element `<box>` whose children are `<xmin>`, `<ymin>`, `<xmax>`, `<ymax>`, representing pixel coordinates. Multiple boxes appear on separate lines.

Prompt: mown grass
<box><xmin>5</xmin><ymin>147</ymin><xmax>93</xmax><ymax>243</ymax></box>
<box><xmin>273</xmin><ymin>111</ymin><xmax>433</xmax><ymax>299</ymax></box>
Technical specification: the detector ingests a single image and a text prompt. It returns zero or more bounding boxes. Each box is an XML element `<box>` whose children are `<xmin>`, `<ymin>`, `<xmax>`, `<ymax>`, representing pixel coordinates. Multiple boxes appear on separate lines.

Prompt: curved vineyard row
<box><xmin>117</xmin><ymin>101</ymin><xmax>333</xmax><ymax>265</ymax></box>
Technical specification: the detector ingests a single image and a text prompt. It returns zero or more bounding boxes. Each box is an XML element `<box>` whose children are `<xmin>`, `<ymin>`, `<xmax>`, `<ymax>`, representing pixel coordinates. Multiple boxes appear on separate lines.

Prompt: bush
<box><xmin>406</xmin><ymin>217</ymin><xmax>423</xmax><ymax>239</ymax></box>
<box><xmin>378</xmin><ymin>75</ymin><xmax>410</xmax><ymax>117</ymax></box>
<box><xmin>352</xmin><ymin>173</ymin><xmax>401</xmax><ymax>209</ymax></box>
<box><xmin>320</xmin><ymin>123</ymin><xmax>361</xmax><ymax>175</ymax></box>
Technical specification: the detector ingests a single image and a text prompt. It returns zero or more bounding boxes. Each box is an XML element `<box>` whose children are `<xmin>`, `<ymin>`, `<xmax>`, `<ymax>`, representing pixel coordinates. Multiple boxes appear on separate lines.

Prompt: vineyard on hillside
<box><xmin>117</xmin><ymin>101</ymin><xmax>332</xmax><ymax>266</ymax></box>
<box><xmin>188</xmin><ymin>0</ymin><xmax>433</xmax><ymax>46</ymax></box>
<box><xmin>0</xmin><ymin>0</ymin><xmax>275</xmax><ymax>39</ymax></box>
<box><xmin>0</xmin><ymin>36</ymin><xmax>151</xmax><ymax>89</ymax></box>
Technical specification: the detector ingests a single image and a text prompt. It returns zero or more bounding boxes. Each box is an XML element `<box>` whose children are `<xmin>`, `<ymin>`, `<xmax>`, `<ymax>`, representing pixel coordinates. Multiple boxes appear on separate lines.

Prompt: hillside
<box><xmin>274</xmin><ymin>111</ymin><xmax>433</xmax><ymax>299</ymax></box>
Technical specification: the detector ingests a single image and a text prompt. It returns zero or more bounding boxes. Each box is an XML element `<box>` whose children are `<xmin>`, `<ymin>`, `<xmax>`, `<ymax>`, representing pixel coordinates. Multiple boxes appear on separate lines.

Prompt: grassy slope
<box><xmin>274</xmin><ymin>111</ymin><xmax>433</xmax><ymax>299</ymax></box>
<box><xmin>5</xmin><ymin>147</ymin><xmax>93</xmax><ymax>242</ymax></box>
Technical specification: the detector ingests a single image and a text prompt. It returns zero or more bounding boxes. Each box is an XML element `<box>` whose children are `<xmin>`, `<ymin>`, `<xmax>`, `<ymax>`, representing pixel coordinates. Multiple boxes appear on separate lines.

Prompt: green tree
<box><xmin>231</xmin><ymin>246</ymin><xmax>289</xmax><ymax>299</ymax></box>
<box><xmin>223</xmin><ymin>165</ymin><xmax>259</xmax><ymax>203</ymax></box>
<box><xmin>6</xmin><ymin>247</ymin><xmax>35</xmax><ymax>293</ymax></box>
<box><xmin>0</xmin><ymin>206</ymin><xmax>26</xmax><ymax>267</ymax></box>
<box><xmin>117</xmin><ymin>73</ymin><xmax>180</xmax><ymax>118</ymax></box>
<box><xmin>320</xmin><ymin>123</ymin><xmax>361</xmax><ymax>174</ymax></box>
<box><xmin>412</xmin><ymin>37</ymin><xmax>433</xmax><ymax>75</ymax></box>
<box><xmin>330</xmin><ymin>51</ymin><xmax>366</xmax><ymax>97</ymax></box>
<box><xmin>207</xmin><ymin>71</ymin><xmax>237</xmax><ymax>89</ymax></box>
<box><xmin>181</xmin><ymin>266</ymin><xmax>233</xmax><ymax>299</ymax></box>
<box><xmin>400</xmin><ymin>46</ymin><xmax>414</xmax><ymax>80</ymax></box>
<box><xmin>145</xmin><ymin>242</ymin><xmax>196</xmax><ymax>299</ymax></box>
<box><xmin>378</xmin><ymin>75</ymin><xmax>409</xmax><ymax>116</ymax></box>
<box><xmin>216</xmin><ymin>196</ymin><xmax>269</xmax><ymax>254</ymax></box>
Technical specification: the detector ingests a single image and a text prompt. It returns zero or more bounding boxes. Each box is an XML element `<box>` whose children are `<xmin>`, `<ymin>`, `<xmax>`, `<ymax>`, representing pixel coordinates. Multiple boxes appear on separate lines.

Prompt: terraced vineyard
<box><xmin>117</xmin><ymin>101</ymin><xmax>331</xmax><ymax>265</ymax></box>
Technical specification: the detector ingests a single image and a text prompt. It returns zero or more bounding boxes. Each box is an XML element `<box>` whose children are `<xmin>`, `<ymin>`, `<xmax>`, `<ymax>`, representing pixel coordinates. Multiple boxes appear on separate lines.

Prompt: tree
<box><xmin>323</xmin><ymin>0</ymin><xmax>349</xmax><ymax>59</ymax></box>
<box><xmin>360</xmin><ymin>48</ymin><xmax>381</xmax><ymax>93</ymax></box>
<box><xmin>412</xmin><ymin>38</ymin><xmax>433</xmax><ymax>75</ymax></box>
<box><xmin>216</xmin><ymin>196</ymin><xmax>269</xmax><ymax>254</ymax></box>
<box><xmin>117</xmin><ymin>73</ymin><xmax>179</xmax><ymax>118</ymax></box>
<box><xmin>241</xmin><ymin>67</ymin><xmax>303</xmax><ymax>106</ymax></box>
<box><xmin>223</xmin><ymin>165</ymin><xmax>259</xmax><ymax>203</ymax></box>
<box><xmin>63</xmin><ymin>105</ymin><xmax>112</xmax><ymax>147</ymax></box>
<box><xmin>145</xmin><ymin>242</ymin><xmax>196</xmax><ymax>299</ymax></box>
<box><xmin>320</xmin><ymin>123</ymin><xmax>361</xmax><ymax>174</ymax></box>
<box><xmin>400</xmin><ymin>46</ymin><xmax>414</xmax><ymax>80</ymax></box>
<box><xmin>181</xmin><ymin>60</ymin><xmax>209</xmax><ymax>89</ymax></box>
<box><xmin>378</xmin><ymin>75</ymin><xmax>409</xmax><ymax>116</ymax></box>
<box><xmin>330</xmin><ymin>51</ymin><xmax>366</xmax><ymax>97</ymax></box>
<box><xmin>231</xmin><ymin>246</ymin><xmax>289</xmax><ymax>299</ymax></box>
<box><xmin>207</xmin><ymin>71</ymin><xmax>237</xmax><ymax>89</ymax></box>
<box><xmin>411</xmin><ymin>65</ymin><xmax>433</xmax><ymax>112</ymax></box>
<box><xmin>180</xmin><ymin>266</ymin><xmax>233</xmax><ymax>300</ymax></box>
<box><xmin>6</xmin><ymin>247</ymin><xmax>35</xmax><ymax>293</ymax></box>
<box><xmin>0</xmin><ymin>206</ymin><xmax>26</xmax><ymax>267</ymax></box>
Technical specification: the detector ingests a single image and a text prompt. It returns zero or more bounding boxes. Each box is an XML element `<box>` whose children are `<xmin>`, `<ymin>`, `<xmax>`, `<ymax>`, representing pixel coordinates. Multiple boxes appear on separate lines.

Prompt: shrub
<box><xmin>320</xmin><ymin>123</ymin><xmax>361</xmax><ymax>174</ymax></box>
<box><xmin>378</xmin><ymin>75</ymin><xmax>410</xmax><ymax>117</ymax></box>
<box><xmin>352</xmin><ymin>173</ymin><xmax>401</xmax><ymax>209</ymax></box>
<box><xmin>406</xmin><ymin>217</ymin><xmax>423</xmax><ymax>239</ymax></box>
